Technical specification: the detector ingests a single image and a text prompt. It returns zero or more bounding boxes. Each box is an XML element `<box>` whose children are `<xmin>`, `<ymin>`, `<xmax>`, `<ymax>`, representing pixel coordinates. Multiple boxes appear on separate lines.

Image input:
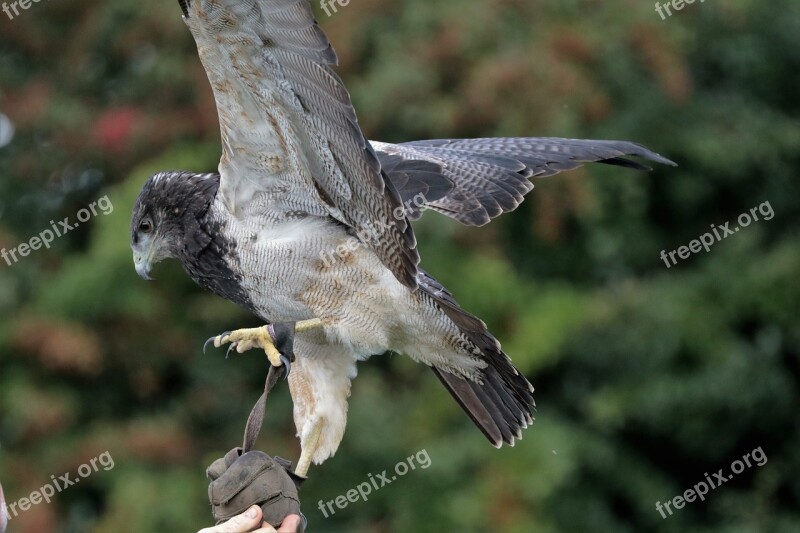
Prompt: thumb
<box><xmin>201</xmin><ymin>506</ymin><xmax>263</xmax><ymax>533</ymax></box>
<box><xmin>277</xmin><ymin>514</ymin><xmax>301</xmax><ymax>533</ymax></box>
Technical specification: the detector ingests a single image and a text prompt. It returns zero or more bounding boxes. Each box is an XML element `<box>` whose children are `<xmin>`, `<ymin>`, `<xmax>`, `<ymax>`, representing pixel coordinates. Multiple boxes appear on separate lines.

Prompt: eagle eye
<box><xmin>139</xmin><ymin>219</ymin><xmax>154</xmax><ymax>234</ymax></box>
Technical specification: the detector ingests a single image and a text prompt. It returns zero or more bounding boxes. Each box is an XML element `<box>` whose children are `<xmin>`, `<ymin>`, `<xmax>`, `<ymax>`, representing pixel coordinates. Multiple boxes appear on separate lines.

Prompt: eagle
<box><xmin>130</xmin><ymin>0</ymin><xmax>675</xmax><ymax>477</ymax></box>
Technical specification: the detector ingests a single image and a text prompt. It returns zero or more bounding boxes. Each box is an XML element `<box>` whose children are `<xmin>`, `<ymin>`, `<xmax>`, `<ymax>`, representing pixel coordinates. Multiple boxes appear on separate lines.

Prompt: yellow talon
<box><xmin>263</xmin><ymin>338</ymin><xmax>284</xmax><ymax>367</ymax></box>
<box><xmin>204</xmin><ymin>319</ymin><xmax>324</xmax><ymax>369</ymax></box>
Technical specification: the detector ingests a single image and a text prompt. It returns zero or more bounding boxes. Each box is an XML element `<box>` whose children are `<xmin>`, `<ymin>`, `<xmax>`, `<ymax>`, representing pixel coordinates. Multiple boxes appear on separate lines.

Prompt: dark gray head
<box><xmin>130</xmin><ymin>171</ymin><xmax>220</xmax><ymax>280</ymax></box>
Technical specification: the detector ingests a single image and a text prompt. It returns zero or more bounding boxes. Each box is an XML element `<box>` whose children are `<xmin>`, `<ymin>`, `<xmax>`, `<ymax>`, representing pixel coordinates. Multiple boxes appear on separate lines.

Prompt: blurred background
<box><xmin>1</xmin><ymin>0</ymin><xmax>798</xmax><ymax>531</ymax></box>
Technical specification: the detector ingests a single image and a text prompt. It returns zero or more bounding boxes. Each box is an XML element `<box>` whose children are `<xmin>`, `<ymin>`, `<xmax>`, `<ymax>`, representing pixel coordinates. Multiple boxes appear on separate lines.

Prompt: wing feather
<box><xmin>373</xmin><ymin>138</ymin><xmax>676</xmax><ymax>226</ymax></box>
<box><xmin>183</xmin><ymin>0</ymin><xmax>419</xmax><ymax>288</ymax></box>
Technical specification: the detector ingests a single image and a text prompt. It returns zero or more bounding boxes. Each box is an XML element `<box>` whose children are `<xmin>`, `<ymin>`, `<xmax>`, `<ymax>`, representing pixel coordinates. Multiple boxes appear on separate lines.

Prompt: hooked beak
<box><xmin>133</xmin><ymin>250</ymin><xmax>154</xmax><ymax>281</ymax></box>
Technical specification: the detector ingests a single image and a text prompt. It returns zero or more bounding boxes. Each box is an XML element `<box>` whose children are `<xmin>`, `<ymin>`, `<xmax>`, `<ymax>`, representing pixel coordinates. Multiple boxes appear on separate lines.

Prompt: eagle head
<box><xmin>130</xmin><ymin>171</ymin><xmax>219</xmax><ymax>280</ymax></box>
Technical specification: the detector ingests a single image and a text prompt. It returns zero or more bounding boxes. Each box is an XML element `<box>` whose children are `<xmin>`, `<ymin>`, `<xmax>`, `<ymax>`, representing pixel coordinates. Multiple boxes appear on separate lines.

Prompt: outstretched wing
<box><xmin>182</xmin><ymin>0</ymin><xmax>419</xmax><ymax>288</ymax></box>
<box><xmin>373</xmin><ymin>138</ymin><xmax>677</xmax><ymax>226</ymax></box>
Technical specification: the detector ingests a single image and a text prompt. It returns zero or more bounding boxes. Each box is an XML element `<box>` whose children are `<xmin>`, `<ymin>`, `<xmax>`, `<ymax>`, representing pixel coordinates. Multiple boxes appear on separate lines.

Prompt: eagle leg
<box><xmin>295</xmin><ymin>418</ymin><xmax>325</xmax><ymax>478</ymax></box>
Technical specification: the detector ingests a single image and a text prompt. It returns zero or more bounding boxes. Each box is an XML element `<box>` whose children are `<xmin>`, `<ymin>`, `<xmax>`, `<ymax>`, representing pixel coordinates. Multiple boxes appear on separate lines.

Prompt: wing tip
<box><xmin>624</xmin><ymin>142</ymin><xmax>678</xmax><ymax>168</ymax></box>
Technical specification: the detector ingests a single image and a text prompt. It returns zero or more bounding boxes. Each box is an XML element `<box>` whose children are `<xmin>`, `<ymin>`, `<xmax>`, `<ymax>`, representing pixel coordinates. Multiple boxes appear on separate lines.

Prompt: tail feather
<box><xmin>419</xmin><ymin>271</ymin><xmax>535</xmax><ymax>447</ymax></box>
<box><xmin>432</xmin><ymin>368</ymin><xmax>505</xmax><ymax>447</ymax></box>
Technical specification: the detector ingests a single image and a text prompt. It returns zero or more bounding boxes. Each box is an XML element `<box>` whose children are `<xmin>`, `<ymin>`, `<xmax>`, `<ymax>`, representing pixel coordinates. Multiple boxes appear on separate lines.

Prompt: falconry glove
<box><xmin>207</xmin><ymin>448</ymin><xmax>305</xmax><ymax>531</ymax></box>
<box><xmin>206</xmin><ymin>322</ymin><xmax>307</xmax><ymax>532</ymax></box>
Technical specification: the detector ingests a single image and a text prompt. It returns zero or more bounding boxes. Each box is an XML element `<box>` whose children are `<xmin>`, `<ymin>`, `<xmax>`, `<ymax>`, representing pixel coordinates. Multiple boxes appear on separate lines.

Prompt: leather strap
<box><xmin>242</xmin><ymin>322</ymin><xmax>296</xmax><ymax>453</ymax></box>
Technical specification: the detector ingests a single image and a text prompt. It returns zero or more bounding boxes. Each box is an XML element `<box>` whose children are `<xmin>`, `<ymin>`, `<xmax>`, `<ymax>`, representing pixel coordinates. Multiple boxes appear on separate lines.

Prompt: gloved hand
<box><xmin>207</xmin><ymin>447</ymin><xmax>306</xmax><ymax>533</ymax></box>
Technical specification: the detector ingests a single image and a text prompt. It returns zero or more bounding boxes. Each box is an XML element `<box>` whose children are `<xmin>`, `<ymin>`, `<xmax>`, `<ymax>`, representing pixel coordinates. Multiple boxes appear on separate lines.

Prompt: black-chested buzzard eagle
<box><xmin>130</xmin><ymin>0</ymin><xmax>675</xmax><ymax>477</ymax></box>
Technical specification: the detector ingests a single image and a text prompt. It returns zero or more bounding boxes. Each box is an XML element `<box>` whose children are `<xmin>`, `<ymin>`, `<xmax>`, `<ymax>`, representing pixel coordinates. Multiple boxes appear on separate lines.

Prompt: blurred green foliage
<box><xmin>0</xmin><ymin>0</ymin><xmax>798</xmax><ymax>531</ymax></box>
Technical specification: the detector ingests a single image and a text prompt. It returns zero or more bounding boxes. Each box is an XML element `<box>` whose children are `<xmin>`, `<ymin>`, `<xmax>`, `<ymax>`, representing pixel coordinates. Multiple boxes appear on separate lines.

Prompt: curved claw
<box><xmin>203</xmin><ymin>331</ymin><xmax>231</xmax><ymax>354</ymax></box>
<box><xmin>280</xmin><ymin>354</ymin><xmax>292</xmax><ymax>380</ymax></box>
<box><xmin>226</xmin><ymin>343</ymin><xmax>238</xmax><ymax>359</ymax></box>
<box><xmin>203</xmin><ymin>336</ymin><xmax>216</xmax><ymax>354</ymax></box>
